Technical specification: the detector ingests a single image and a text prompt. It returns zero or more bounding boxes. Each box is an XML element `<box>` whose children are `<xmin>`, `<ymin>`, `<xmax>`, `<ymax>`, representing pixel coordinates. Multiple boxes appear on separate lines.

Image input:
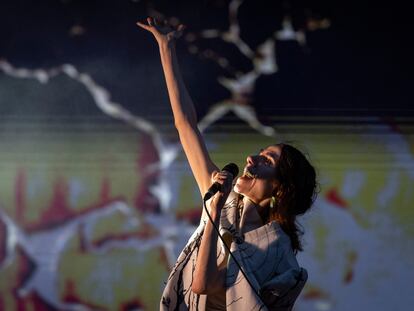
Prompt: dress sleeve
<box><xmin>259</xmin><ymin>267</ymin><xmax>308</xmax><ymax>309</ymax></box>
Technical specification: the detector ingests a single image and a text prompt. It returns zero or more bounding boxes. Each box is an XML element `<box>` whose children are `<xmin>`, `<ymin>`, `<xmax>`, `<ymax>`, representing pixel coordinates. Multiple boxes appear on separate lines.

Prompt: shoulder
<box><xmin>242</xmin><ymin>221</ymin><xmax>289</xmax><ymax>247</ymax></box>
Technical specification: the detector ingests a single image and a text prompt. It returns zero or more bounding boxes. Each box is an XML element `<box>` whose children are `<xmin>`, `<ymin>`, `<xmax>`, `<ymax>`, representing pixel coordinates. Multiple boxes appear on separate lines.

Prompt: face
<box><xmin>234</xmin><ymin>145</ymin><xmax>282</xmax><ymax>204</ymax></box>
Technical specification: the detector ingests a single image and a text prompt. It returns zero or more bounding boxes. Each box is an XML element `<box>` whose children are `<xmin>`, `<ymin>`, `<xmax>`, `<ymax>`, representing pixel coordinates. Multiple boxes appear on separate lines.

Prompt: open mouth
<box><xmin>242</xmin><ymin>167</ymin><xmax>257</xmax><ymax>179</ymax></box>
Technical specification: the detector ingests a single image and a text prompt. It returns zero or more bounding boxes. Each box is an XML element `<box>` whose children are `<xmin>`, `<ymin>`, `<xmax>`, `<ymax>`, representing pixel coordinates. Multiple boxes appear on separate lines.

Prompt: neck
<box><xmin>239</xmin><ymin>196</ymin><xmax>266</xmax><ymax>233</ymax></box>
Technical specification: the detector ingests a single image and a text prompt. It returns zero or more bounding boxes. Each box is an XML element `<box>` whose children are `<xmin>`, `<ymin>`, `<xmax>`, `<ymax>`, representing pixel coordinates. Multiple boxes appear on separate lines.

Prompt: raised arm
<box><xmin>137</xmin><ymin>17</ymin><xmax>218</xmax><ymax>197</ymax></box>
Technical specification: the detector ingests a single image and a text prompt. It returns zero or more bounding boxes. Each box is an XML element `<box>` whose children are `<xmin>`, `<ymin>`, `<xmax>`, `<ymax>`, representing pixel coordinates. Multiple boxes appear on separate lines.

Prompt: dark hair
<box><xmin>267</xmin><ymin>143</ymin><xmax>318</xmax><ymax>254</ymax></box>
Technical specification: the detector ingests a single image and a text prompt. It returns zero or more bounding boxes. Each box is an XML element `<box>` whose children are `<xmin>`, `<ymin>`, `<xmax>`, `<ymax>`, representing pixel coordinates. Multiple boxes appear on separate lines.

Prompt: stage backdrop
<box><xmin>1</xmin><ymin>0</ymin><xmax>413</xmax><ymax>310</ymax></box>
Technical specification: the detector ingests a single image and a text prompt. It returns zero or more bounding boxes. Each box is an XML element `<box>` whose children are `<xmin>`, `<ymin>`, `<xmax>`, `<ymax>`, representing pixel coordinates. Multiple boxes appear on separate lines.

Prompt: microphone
<box><xmin>203</xmin><ymin>163</ymin><xmax>239</xmax><ymax>201</ymax></box>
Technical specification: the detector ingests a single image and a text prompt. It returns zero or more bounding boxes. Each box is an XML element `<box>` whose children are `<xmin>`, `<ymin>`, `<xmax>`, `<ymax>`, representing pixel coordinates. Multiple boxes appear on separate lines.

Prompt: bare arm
<box><xmin>137</xmin><ymin>18</ymin><xmax>218</xmax><ymax>197</ymax></box>
<box><xmin>192</xmin><ymin>170</ymin><xmax>233</xmax><ymax>294</ymax></box>
<box><xmin>137</xmin><ymin>17</ymin><xmax>228</xmax><ymax>295</ymax></box>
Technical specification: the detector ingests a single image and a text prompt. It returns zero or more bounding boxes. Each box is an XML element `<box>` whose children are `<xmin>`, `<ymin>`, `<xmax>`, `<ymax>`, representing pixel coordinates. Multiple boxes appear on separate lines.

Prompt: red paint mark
<box><xmin>41</xmin><ymin>177</ymin><xmax>74</xmax><ymax>224</ymax></box>
<box><xmin>76</xmin><ymin>196</ymin><xmax>126</xmax><ymax>216</ymax></box>
<box><xmin>16</xmin><ymin>295</ymin><xmax>25</xmax><ymax>311</ymax></box>
<box><xmin>136</xmin><ymin>223</ymin><xmax>159</xmax><ymax>239</ymax></box>
<box><xmin>343</xmin><ymin>270</ymin><xmax>354</xmax><ymax>284</ymax></box>
<box><xmin>25</xmin><ymin>196</ymin><xmax>126</xmax><ymax>233</ymax></box>
<box><xmin>14</xmin><ymin>246</ymin><xmax>35</xmax><ymax>289</ymax></box>
<box><xmin>120</xmin><ymin>298</ymin><xmax>145</xmax><ymax>311</ymax></box>
<box><xmin>137</xmin><ymin>133</ymin><xmax>159</xmax><ymax>170</ymax></box>
<box><xmin>92</xmin><ymin>223</ymin><xmax>159</xmax><ymax>248</ymax></box>
<box><xmin>62</xmin><ymin>279</ymin><xmax>78</xmax><ymax>303</ymax></box>
<box><xmin>61</xmin><ymin>279</ymin><xmax>103</xmax><ymax>310</ymax></box>
<box><xmin>302</xmin><ymin>287</ymin><xmax>329</xmax><ymax>300</ymax></box>
<box><xmin>13</xmin><ymin>246</ymin><xmax>36</xmax><ymax>311</ymax></box>
<box><xmin>134</xmin><ymin>134</ymin><xmax>160</xmax><ymax>214</ymax></box>
<box><xmin>325</xmin><ymin>188</ymin><xmax>348</xmax><ymax>208</ymax></box>
<box><xmin>159</xmin><ymin>246</ymin><xmax>171</xmax><ymax>270</ymax></box>
<box><xmin>343</xmin><ymin>251</ymin><xmax>357</xmax><ymax>284</ymax></box>
<box><xmin>77</xmin><ymin>224</ymin><xmax>87</xmax><ymax>253</ymax></box>
<box><xmin>20</xmin><ymin>292</ymin><xmax>55</xmax><ymax>311</ymax></box>
<box><xmin>176</xmin><ymin>208</ymin><xmax>202</xmax><ymax>226</ymax></box>
<box><xmin>100</xmin><ymin>177</ymin><xmax>111</xmax><ymax>203</ymax></box>
<box><xmin>15</xmin><ymin>169</ymin><xmax>27</xmax><ymax>225</ymax></box>
<box><xmin>0</xmin><ymin>218</ymin><xmax>6</xmax><ymax>264</ymax></box>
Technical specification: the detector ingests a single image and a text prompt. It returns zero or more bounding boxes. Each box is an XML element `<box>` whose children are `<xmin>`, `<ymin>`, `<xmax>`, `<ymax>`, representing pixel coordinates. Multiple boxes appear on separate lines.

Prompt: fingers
<box><xmin>137</xmin><ymin>16</ymin><xmax>185</xmax><ymax>34</ymax></box>
<box><xmin>136</xmin><ymin>21</ymin><xmax>150</xmax><ymax>30</ymax></box>
<box><xmin>174</xmin><ymin>24</ymin><xmax>186</xmax><ymax>38</ymax></box>
<box><xmin>211</xmin><ymin>171</ymin><xmax>233</xmax><ymax>186</ymax></box>
<box><xmin>136</xmin><ymin>17</ymin><xmax>155</xmax><ymax>30</ymax></box>
<box><xmin>136</xmin><ymin>17</ymin><xmax>158</xmax><ymax>35</ymax></box>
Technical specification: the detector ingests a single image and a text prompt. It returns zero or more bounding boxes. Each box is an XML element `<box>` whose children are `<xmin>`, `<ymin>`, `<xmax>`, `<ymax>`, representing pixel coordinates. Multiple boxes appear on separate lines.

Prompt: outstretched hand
<box><xmin>136</xmin><ymin>17</ymin><xmax>185</xmax><ymax>46</ymax></box>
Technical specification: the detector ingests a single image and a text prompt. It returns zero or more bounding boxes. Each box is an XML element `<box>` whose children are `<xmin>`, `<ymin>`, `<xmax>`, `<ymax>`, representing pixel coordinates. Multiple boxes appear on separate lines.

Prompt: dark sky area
<box><xmin>0</xmin><ymin>0</ymin><xmax>412</xmax><ymax>120</ymax></box>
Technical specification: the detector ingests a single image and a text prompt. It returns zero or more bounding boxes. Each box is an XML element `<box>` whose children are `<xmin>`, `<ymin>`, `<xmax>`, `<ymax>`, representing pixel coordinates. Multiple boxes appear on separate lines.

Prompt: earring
<box><xmin>270</xmin><ymin>196</ymin><xmax>276</xmax><ymax>208</ymax></box>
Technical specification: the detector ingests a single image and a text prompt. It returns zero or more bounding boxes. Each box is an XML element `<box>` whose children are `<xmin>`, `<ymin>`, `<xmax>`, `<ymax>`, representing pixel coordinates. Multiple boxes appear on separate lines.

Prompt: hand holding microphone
<box><xmin>203</xmin><ymin>163</ymin><xmax>239</xmax><ymax>201</ymax></box>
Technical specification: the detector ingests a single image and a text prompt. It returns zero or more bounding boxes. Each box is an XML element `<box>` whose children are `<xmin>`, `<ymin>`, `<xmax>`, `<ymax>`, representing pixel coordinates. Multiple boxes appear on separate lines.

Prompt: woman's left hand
<box><xmin>136</xmin><ymin>17</ymin><xmax>185</xmax><ymax>47</ymax></box>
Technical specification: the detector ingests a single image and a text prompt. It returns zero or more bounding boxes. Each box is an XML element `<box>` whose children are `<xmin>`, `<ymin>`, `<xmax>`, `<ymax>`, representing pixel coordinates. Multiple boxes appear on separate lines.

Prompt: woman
<box><xmin>137</xmin><ymin>17</ymin><xmax>317</xmax><ymax>311</ymax></box>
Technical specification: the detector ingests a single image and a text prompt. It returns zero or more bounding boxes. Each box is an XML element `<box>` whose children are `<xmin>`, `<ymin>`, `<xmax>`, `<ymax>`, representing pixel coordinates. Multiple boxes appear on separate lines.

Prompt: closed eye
<box><xmin>258</xmin><ymin>149</ymin><xmax>276</xmax><ymax>166</ymax></box>
<box><xmin>261</xmin><ymin>155</ymin><xmax>274</xmax><ymax>166</ymax></box>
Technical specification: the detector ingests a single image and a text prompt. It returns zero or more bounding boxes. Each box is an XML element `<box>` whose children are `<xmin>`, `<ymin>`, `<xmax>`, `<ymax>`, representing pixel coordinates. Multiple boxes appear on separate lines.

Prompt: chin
<box><xmin>233</xmin><ymin>183</ymin><xmax>243</xmax><ymax>195</ymax></box>
<box><xmin>234</xmin><ymin>176</ymin><xmax>254</xmax><ymax>196</ymax></box>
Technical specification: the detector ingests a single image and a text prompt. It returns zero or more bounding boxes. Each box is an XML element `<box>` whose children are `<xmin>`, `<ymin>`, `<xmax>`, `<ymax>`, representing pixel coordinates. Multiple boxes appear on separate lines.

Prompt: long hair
<box><xmin>267</xmin><ymin>143</ymin><xmax>318</xmax><ymax>254</ymax></box>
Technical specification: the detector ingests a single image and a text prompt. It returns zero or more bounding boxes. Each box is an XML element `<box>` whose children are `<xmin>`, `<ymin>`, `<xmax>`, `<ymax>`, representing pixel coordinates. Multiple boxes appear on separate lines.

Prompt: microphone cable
<box><xmin>202</xmin><ymin>197</ymin><xmax>266</xmax><ymax>308</ymax></box>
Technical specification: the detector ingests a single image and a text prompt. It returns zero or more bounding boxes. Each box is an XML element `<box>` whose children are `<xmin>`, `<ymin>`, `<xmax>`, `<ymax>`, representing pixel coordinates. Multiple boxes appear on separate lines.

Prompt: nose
<box><xmin>246</xmin><ymin>155</ymin><xmax>255</xmax><ymax>165</ymax></box>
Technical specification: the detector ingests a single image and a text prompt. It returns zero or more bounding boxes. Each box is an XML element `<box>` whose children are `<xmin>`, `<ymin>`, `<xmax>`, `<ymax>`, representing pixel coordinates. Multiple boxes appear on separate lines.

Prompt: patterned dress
<box><xmin>160</xmin><ymin>192</ymin><xmax>307</xmax><ymax>311</ymax></box>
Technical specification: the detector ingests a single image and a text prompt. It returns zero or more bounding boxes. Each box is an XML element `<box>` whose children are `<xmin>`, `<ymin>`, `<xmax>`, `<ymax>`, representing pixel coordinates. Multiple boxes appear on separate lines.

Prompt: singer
<box><xmin>137</xmin><ymin>17</ymin><xmax>317</xmax><ymax>311</ymax></box>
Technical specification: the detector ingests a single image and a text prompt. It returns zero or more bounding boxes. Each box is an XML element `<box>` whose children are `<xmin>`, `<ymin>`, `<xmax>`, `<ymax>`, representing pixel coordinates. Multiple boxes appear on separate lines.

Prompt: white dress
<box><xmin>159</xmin><ymin>192</ymin><xmax>307</xmax><ymax>311</ymax></box>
